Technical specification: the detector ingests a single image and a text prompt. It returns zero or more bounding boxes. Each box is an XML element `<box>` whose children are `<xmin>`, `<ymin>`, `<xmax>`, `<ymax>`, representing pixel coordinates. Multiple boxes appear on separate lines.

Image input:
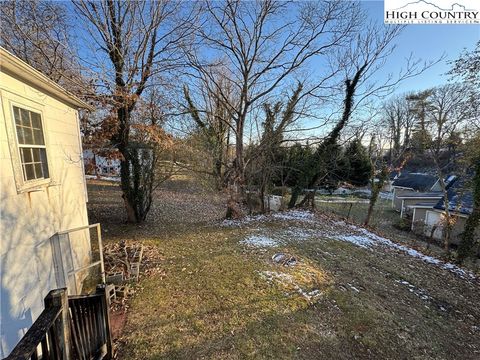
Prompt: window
<box><xmin>13</xmin><ymin>106</ymin><xmax>49</xmax><ymax>181</ymax></box>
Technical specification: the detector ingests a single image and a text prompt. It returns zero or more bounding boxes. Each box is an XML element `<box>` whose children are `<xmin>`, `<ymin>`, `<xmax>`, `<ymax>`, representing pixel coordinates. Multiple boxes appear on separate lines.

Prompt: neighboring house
<box><xmin>0</xmin><ymin>48</ymin><xmax>94</xmax><ymax>357</ymax></box>
<box><xmin>397</xmin><ymin>192</ymin><xmax>443</xmax><ymax>218</ymax></box>
<box><xmin>410</xmin><ymin>202</ymin><xmax>440</xmax><ymax>233</ymax></box>
<box><xmin>424</xmin><ymin>181</ymin><xmax>477</xmax><ymax>245</ymax></box>
<box><xmin>391</xmin><ymin>173</ymin><xmax>438</xmax><ymax>211</ymax></box>
<box><xmin>83</xmin><ymin>149</ymin><xmax>121</xmax><ymax>176</ymax></box>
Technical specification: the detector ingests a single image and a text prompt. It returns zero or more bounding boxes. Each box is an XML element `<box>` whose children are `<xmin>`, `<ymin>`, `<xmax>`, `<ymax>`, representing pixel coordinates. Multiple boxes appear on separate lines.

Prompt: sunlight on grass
<box><xmin>120</xmin><ymin>227</ymin><xmax>336</xmax><ymax>359</ymax></box>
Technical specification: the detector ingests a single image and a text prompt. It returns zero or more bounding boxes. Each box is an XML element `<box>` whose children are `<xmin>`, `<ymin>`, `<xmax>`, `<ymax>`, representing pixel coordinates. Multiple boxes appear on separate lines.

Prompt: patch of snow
<box><xmin>272</xmin><ymin>210</ymin><xmax>314</xmax><ymax>222</ymax></box>
<box><xmin>85</xmin><ymin>175</ymin><xmax>121</xmax><ymax>182</ymax></box>
<box><xmin>221</xmin><ymin>214</ymin><xmax>267</xmax><ymax>227</ymax></box>
<box><xmin>395</xmin><ymin>279</ymin><xmax>432</xmax><ymax>301</ymax></box>
<box><xmin>280</xmin><ymin>227</ymin><xmax>318</xmax><ymax>240</ymax></box>
<box><xmin>347</xmin><ymin>283</ymin><xmax>360</xmax><ymax>292</ymax></box>
<box><xmin>221</xmin><ymin>210</ymin><xmax>314</xmax><ymax>228</ymax></box>
<box><xmin>343</xmin><ymin>225</ymin><xmax>476</xmax><ymax>280</ymax></box>
<box><xmin>335</xmin><ymin>234</ymin><xmax>375</xmax><ymax>248</ymax></box>
<box><xmin>241</xmin><ymin>235</ymin><xmax>279</xmax><ymax>247</ymax></box>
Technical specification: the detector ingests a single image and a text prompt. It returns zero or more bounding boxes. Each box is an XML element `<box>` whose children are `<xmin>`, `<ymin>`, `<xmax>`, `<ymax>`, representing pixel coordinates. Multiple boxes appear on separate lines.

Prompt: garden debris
<box><xmin>103</xmin><ymin>240</ymin><xmax>164</xmax><ymax>282</ymax></box>
<box><xmin>272</xmin><ymin>252</ymin><xmax>297</xmax><ymax>266</ymax></box>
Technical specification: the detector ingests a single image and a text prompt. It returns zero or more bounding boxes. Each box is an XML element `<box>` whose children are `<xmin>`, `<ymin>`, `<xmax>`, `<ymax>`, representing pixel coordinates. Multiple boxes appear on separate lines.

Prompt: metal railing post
<box><xmin>97</xmin><ymin>223</ymin><xmax>106</xmax><ymax>284</ymax></box>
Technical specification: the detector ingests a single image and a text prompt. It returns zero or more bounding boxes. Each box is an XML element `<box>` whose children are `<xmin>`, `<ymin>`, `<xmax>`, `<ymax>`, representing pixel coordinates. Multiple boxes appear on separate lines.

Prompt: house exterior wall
<box><xmin>0</xmin><ymin>71</ymin><xmax>90</xmax><ymax>357</ymax></box>
<box><xmin>411</xmin><ymin>208</ymin><xmax>429</xmax><ymax>233</ymax></box>
<box><xmin>401</xmin><ymin>198</ymin><xmax>439</xmax><ymax>218</ymax></box>
<box><xmin>423</xmin><ymin>210</ymin><xmax>472</xmax><ymax>245</ymax></box>
<box><xmin>392</xmin><ymin>188</ymin><xmax>414</xmax><ymax>211</ymax></box>
<box><xmin>83</xmin><ymin>149</ymin><xmax>121</xmax><ymax>176</ymax></box>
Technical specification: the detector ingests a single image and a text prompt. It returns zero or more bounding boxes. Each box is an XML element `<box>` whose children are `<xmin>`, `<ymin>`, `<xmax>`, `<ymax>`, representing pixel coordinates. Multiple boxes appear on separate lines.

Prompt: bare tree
<box><xmin>290</xmin><ymin>22</ymin><xmax>427</xmax><ymax>208</ymax></box>
<box><xmin>185</xmin><ymin>0</ymin><xmax>359</xmax><ymax>218</ymax></box>
<box><xmin>425</xmin><ymin>84</ymin><xmax>469</xmax><ymax>250</ymax></box>
<box><xmin>382</xmin><ymin>94</ymin><xmax>415</xmax><ymax>163</ymax></box>
<box><xmin>245</xmin><ymin>82</ymin><xmax>304</xmax><ymax>213</ymax></box>
<box><xmin>0</xmin><ymin>0</ymin><xmax>88</xmax><ymax>93</ymax></box>
<box><xmin>74</xmin><ymin>0</ymin><xmax>196</xmax><ymax>222</ymax></box>
<box><xmin>183</xmin><ymin>70</ymin><xmax>234</xmax><ymax>190</ymax></box>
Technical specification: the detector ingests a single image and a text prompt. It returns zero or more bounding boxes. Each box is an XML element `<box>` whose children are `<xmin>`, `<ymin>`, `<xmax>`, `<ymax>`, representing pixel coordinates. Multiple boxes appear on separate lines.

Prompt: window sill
<box><xmin>16</xmin><ymin>179</ymin><xmax>61</xmax><ymax>194</ymax></box>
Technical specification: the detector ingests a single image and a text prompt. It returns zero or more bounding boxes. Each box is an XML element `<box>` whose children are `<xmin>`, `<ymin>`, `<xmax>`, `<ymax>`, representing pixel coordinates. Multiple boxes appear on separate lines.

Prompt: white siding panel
<box><xmin>0</xmin><ymin>70</ymin><xmax>90</xmax><ymax>357</ymax></box>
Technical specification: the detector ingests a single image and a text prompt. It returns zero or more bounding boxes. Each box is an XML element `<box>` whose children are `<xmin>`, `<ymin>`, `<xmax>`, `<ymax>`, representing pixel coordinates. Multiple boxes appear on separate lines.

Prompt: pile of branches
<box><xmin>103</xmin><ymin>240</ymin><xmax>165</xmax><ymax>281</ymax></box>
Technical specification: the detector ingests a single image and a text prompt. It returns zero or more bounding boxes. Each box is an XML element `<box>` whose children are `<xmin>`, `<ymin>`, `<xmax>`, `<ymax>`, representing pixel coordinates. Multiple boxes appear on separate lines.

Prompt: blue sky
<box><xmin>361</xmin><ymin>0</ymin><xmax>479</xmax><ymax>94</ymax></box>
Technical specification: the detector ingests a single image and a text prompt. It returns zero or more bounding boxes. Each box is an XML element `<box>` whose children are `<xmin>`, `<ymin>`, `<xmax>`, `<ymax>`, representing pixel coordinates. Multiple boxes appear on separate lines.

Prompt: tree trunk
<box><xmin>365</xmin><ymin>185</ymin><xmax>380</xmax><ymax>226</ymax></box>
<box><xmin>288</xmin><ymin>186</ymin><xmax>301</xmax><ymax>208</ymax></box>
<box><xmin>365</xmin><ymin>165</ymin><xmax>388</xmax><ymax>226</ymax></box>
<box><xmin>226</xmin><ymin>124</ymin><xmax>245</xmax><ymax>218</ymax></box>
<box><xmin>119</xmin><ymin>150</ymin><xmax>139</xmax><ymax>223</ymax></box>
<box><xmin>298</xmin><ymin>190</ymin><xmax>316</xmax><ymax>209</ymax></box>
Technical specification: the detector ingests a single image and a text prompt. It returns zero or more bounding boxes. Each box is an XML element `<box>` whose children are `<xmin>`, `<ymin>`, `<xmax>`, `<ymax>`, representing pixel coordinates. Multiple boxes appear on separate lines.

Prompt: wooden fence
<box><xmin>6</xmin><ymin>285</ymin><xmax>113</xmax><ymax>360</ymax></box>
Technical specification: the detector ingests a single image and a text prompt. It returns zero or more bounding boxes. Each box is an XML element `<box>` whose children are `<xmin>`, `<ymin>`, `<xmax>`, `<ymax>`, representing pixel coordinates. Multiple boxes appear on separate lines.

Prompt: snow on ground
<box><xmin>280</xmin><ymin>227</ymin><xmax>319</xmax><ymax>240</ymax></box>
<box><xmin>335</xmin><ymin>234</ymin><xmax>376</xmax><ymax>248</ymax></box>
<box><xmin>346</xmin><ymin>283</ymin><xmax>360</xmax><ymax>293</ymax></box>
<box><xmin>221</xmin><ymin>214</ymin><xmax>267</xmax><ymax>227</ymax></box>
<box><xmin>85</xmin><ymin>175</ymin><xmax>121</xmax><ymax>182</ymax></box>
<box><xmin>394</xmin><ymin>279</ymin><xmax>449</xmax><ymax>311</ymax></box>
<box><xmin>316</xmin><ymin>199</ymin><xmax>369</xmax><ymax>204</ymax></box>
<box><xmin>272</xmin><ymin>210</ymin><xmax>315</xmax><ymax>222</ymax></box>
<box><xmin>241</xmin><ymin>235</ymin><xmax>279</xmax><ymax>248</ymax></box>
<box><xmin>232</xmin><ymin>210</ymin><xmax>476</xmax><ymax>281</ymax></box>
<box><xmin>352</xmin><ymin>226</ymin><xmax>475</xmax><ymax>280</ymax></box>
<box><xmin>222</xmin><ymin>209</ymin><xmax>313</xmax><ymax>227</ymax></box>
<box><xmin>395</xmin><ymin>279</ymin><xmax>433</xmax><ymax>302</ymax></box>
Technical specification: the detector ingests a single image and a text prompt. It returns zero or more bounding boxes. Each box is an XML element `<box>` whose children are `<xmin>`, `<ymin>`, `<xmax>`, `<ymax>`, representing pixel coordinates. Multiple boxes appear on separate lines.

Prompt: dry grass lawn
<box><xmin>87</xmin><ymin>178</ymin><xmax>480</xmax><ymax>360</ymax></box>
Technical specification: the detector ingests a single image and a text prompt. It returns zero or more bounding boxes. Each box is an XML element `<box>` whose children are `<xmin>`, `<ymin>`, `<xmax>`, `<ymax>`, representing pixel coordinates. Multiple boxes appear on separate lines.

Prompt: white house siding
<box><xmin>0</xmin><ymin>71</ymin><xmax>90</xmax><ymax>357</ymax></box>
<box><xmin>392</xmin><ymin>188</ymin><xmax>414</xmax><ymax>211</ymax></box>
<box><xmin>400</xmin><ymin>198</ymin><xmax>439</xmax><ymax>218</ymax></box>
<box><xmin>83</xmin><ymin>149</ymin><xmax>121</xmax><ymax>176</ymax></box>
<box><xmin>424</xmin><ymin>210</ymin><xmax>472</xmax><ymax>245</ymax></box>
<box><xmin>411</xmin><ymin>207</ymin><xmax>429</xmax><ymax>233</ymax></box>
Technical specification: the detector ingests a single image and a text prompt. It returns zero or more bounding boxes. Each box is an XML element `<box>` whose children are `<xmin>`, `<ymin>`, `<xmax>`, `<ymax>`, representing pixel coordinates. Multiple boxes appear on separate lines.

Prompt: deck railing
<box><xmin>6</xmin><ymin>285</ymin><xmax>113</xmax><ymax>360</ymax></box>
<box><xmin>51</xmin><ymin>223</ymin><xmax>106</xmax><ymax>295</ymax></box>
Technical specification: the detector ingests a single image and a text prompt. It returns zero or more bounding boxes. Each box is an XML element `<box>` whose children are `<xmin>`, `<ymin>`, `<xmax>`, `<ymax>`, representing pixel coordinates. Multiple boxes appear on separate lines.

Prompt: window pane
<box><xmin>14</xmin><ymin>107</ymin><xmax>43</xmax><ymax>145</ymax></box>
<box><xmin>16</xmin><ymin>126</ymin><xmax>25</xmax><ymax>144</ymax></box>
<box><xmin>40</xmin><ymin>149</ymin><xmax>49</xmax><ymax>177</ymax></box>
<box><xmin>21</xmin><ymin>148</ymin><xmax>33</xmax><ymax>163</ymax></box>
<box><xmin>24</xmin><ymin>163</ymin><xmax>35</xmax><ymax>180</ymax></box>
<box><xmin>31</xmin><ymin>148</ymin><xmax>40</xmax><ymax>162</ymax></box>
<box><xmin>31</xmin><ymin>112</ymin><xmax>41</xmax><ymax>129</ymax></box>
<box><xmin>33</xmin><ymin>129</ymin><xmax>45</xmax><ymax>145</ymax></box>
<box><xmin>14</xmin><ymin>107</ymin><xmax>49</xmax><ymax>182</ymax></box>
<box><xmin>13</xmin><ymin>107</ymin><xmax>21</xmax><ymax>125</ymax></box>
<box><xmin>20</xmin><ymin>108</ymin><xmax>30</xmax><ymax>127</ymax></box>
<box><xmin>20</xmin><ymin>147</ymin><xmax>49</xmax><ymax>181</ymax></box>
<box><xmin>23</xmin><ymin>127</ymin><xmax>33</xmax><ymax>144</ymax></box>
<box><xmin>34</xmin><ymin>163</ymin><xmax>43</xmax><ymax>178</ymax></box>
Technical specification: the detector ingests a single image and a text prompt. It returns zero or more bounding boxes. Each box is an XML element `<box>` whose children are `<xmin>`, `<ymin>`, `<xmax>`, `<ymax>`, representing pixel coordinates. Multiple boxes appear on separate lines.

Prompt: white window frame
<box><xmin>13</xmin><ymin>105</ymin><xmax>50</xmax><ymax>182</ymax></box>
<box><xmin>1</xmin><ymin>90</ymin><xmax>54</xmax><ymax>192</ymax></box>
